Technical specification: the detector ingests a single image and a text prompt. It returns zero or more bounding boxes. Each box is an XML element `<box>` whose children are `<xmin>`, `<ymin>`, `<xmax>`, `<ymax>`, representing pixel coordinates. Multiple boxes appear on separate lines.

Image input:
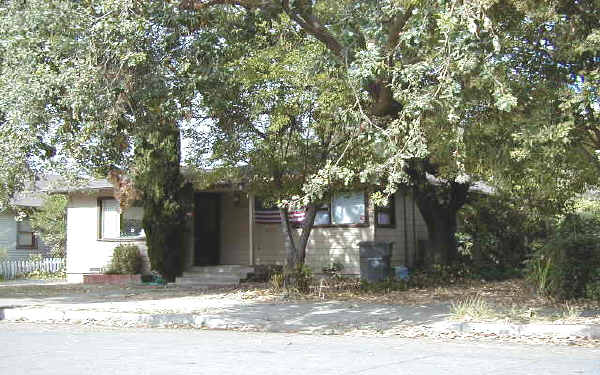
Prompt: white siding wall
<box><xmin>66</xmin><ymin>191</ymin><xmax>148</xmax><ymax>283</ymax></box>
<box><xmin>303</xmin><ymin>226</ymin><xmax>372</xmax><ymax>275</ymax></box>
<box><xmin>0</xmin><ymin>211</ymin><xmax>51</xmax><ymax>260</ymax></box>
<box><xmin>252</xmin><ymin>215</ymin><xmax>374</xmax><ymax>275</ymax></box>
<box><xmin>374</xmin><ymin>193</ymin><xmax>428</xmax><ymax>267</ymax></box>
<box><xmin>0</xmin><ymin>212</ymin><xmax>16</xmax><ymax>257</ymax></box>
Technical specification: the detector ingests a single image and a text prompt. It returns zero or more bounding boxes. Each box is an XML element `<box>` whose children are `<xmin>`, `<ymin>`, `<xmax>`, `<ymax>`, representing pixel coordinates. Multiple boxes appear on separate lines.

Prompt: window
<box><xmin>314</xmin><ymin>204</ymin><xmax>331</xmax><ymax>225</ymax></box>
<box><xmin>17</xmin><ymin>219</ymin><xmax>36</xmax><ymax>249</ymax></box>
<box><xmin>314</xmin><ymin>192</ymin><xmax>367</xmax><ymax>226</ymax></box>
<box><xmin>99</xmin><ymin>198</ymin><xmax>144</xmax><ymax>240</ymax></box>
<box><xmin>375</xmin><ymin>195</ymin><xmax>396</xmax><ymax>227</ymax></box>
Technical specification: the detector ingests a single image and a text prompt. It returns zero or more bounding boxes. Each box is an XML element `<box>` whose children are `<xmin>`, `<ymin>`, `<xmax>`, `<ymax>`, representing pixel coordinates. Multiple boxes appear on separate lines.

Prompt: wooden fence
<box><xmin>0</xmin><ymin>258</ymin><xmax>65</xmax><ymax>280</ymax></box>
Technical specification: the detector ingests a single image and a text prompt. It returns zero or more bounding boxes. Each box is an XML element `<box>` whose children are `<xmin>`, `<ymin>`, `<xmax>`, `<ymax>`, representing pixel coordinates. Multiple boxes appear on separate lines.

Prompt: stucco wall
<box><xmin>374</xmin><ymin>193</ymin><xmax>428</xmax><ymax>267</ymax></box>
<box><xmin>220</xmin><ymin>192</ymin><xmax>250</xmax><ymax>265</ymax></box>
<box><xmin>66</xmin><ymin>191</ymin><xmax>148</xmax><ymax>283</ymax></box>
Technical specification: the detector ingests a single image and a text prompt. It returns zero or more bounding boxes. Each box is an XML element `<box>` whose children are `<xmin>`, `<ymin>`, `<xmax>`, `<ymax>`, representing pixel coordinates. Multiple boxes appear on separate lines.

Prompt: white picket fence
<box><xmin>0</xmin><ymin>258</ymin><xmax>65</xmax><ymax>280</ymax></box>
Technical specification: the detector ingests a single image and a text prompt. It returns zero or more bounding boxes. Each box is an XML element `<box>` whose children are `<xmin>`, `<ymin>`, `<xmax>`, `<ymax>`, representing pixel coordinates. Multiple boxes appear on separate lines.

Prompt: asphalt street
<box><xmin>1</xmin><ymin>322</ymin><xmax>599</xmax><ymax>375</ymax></box>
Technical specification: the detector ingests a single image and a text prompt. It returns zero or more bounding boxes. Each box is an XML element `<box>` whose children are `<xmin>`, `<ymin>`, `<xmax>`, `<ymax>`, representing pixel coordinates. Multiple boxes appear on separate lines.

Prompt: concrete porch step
<box><xmin>186</xmin><ymin>265</ymin><xmax>254</xmax><ymax>274</ymax></box>
<box><xmin>175</xmin><ymin>265</ymin><xmax>254</xmax><ymax>287</ymax></box>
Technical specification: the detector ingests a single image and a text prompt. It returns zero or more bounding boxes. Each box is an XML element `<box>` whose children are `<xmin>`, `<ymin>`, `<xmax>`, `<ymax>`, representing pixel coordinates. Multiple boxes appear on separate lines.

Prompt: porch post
<box><xmin>248</xmin><ymin>193</ymin><xmax>254</xmax><ymax>265</ymax></box>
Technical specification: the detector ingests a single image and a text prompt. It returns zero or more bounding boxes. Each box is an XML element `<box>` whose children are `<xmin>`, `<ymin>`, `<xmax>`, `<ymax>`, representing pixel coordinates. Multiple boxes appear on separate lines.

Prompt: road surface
<box><xmin>1</xmin><ymin>323</ymin><xmax>599</xmax><ymax>374</ymax></box>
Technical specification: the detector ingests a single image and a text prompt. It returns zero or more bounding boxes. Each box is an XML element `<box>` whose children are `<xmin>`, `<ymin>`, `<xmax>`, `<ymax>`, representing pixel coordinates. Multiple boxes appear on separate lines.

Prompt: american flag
<box><xmin>254</xmin><ymin>208</ymin><xmax>305</xmax><ymax>224</ymax></box>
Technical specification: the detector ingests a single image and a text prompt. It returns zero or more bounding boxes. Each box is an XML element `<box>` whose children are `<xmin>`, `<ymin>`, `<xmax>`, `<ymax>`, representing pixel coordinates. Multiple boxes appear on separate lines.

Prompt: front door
<box><xmin>194</xmin><ymin>193</ymin><xmax>221</xmax><ymax>266</ymax></box>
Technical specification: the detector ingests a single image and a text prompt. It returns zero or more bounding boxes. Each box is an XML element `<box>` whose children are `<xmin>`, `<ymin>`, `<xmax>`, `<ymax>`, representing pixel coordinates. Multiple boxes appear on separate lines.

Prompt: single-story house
<box><xmin>60</xmin><ymin>179</ymin><xmax>430</xmax><ymax>283</ymax></box>
<box><xmin>0</xmin><ymin>191</ymin><xmax>50</xmax><ymax>260</ymax></box>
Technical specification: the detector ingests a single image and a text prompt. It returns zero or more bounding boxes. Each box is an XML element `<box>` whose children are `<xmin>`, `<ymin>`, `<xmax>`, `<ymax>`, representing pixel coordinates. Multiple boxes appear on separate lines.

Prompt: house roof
<box><xmin>8</xmin><ymin>175</ymin><xmax>67</xmax><ymax>208</ymax></box>
<box><xmin>11</xmin><ymin>192</ymin><xmax>45</xmax><ymax>208</ymax></box>
<box><xmin>49</xmin><ymin>178</ymin><xmax>113</xmax><ymax>194</ymax></box>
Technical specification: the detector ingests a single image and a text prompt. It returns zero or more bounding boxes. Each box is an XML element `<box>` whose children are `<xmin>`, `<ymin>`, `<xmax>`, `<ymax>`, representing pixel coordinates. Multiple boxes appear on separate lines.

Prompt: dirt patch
<box><xmin>303</xmin><ymin>278</ymin><xmax>600</xmax><ymax>325</ymax></box>
<box><xmin>1</xmin><ymin>278</ymin><xmax>598</xmax><ymax>324</ymax></box>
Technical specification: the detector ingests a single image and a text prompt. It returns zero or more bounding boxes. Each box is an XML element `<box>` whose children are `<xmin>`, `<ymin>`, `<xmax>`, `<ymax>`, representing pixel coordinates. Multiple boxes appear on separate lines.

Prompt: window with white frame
<box><xmin>99</xmin><ymin>198</ymin><xmax>144</xmax><ymax>239</ymax></box>
<box><xmin>375</xmin><ymin>195</ymin><xmax>396</xmax><ymax>227</ymax></box>
<box><xmin>314</xmin><ymin>192</ymin><xmax>367</xmax><ymax>226</ymax></box>
<box><xmin>17</xmin><ymin>218</ymin><xmax>36</xmax><ymax>248</ymax></box>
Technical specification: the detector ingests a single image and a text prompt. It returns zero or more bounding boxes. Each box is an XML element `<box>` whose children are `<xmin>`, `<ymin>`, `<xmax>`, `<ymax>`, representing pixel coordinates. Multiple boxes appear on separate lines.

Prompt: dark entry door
<box><xmin>194</xmin><ymin>193</ymin><xmax>221</xmax><ymax>266</ymax></box>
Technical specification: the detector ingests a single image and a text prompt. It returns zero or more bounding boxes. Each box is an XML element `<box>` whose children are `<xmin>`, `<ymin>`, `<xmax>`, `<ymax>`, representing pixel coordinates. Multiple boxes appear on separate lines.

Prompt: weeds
<box><xmin>450</xmin><ymin>295</ymin><xmax>496</xmax><ymax>321</ymax></box>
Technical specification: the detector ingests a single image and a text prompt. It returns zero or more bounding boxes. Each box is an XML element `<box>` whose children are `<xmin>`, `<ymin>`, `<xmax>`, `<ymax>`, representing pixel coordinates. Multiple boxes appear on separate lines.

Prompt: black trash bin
<box><xmin>359</xmin><ymin>241</ymin><xmax>393</xmax><ymax>282</ymax></box>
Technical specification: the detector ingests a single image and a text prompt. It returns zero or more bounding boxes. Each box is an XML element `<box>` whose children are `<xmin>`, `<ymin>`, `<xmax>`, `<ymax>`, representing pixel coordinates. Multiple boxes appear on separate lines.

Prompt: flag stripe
<box><xmin>254</xmin><ymin>209</ymin><xmax>305</xmax><ymax>224</ymax></box>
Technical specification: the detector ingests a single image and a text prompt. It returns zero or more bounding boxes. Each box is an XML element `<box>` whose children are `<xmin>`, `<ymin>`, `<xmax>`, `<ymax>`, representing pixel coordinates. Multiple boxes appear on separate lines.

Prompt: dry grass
<box><xmin>298</xmin><ymin>277</ymin><xmax>600</xmax><ymax>324</ymax></box>
<box><xmin>1</xmin><ymin>278</ymin><xmax>598</xmax><ymax>324</ymax></box>
<box><xmin>450</xmin><ymin>295</ymin><xmax>496</xmax><ymax>321</ymax></box>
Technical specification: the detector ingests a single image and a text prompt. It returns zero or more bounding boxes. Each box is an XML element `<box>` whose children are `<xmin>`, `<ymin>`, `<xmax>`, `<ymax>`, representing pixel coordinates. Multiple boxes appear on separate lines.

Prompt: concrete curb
<box><xmin>431</xmin><ymin>321</ymin><xmax>600</xmax><ymax>339</ymax></box>
<box><xmin>3</xmin><ymin>306</ymin><xmax>600</xmax><ymax>339</ymax></box>
<box><xmin>0</xmin><ymin>307</ymin><xmax>243</xmax><ymax>329</ymax></box>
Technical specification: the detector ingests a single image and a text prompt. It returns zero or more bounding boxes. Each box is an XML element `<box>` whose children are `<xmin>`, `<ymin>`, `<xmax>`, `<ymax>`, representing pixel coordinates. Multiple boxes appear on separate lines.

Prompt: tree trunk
<box><xmin>415</xmin><ymin>197</ymin><xmax>461</xmax><ymax>265</ymax></box>
<box><xmin>279</xmin><ymin>207</ymin><xmax>298</xmax><ymax>270</ymax></box>
<box><xmin>296</xmin><ymin>203</ymin><xmax>317</xmax><ymax>265</ymax></box>
<box><xmin>279</xmin><ymin>204</ymin><xmax>317</xmax><ymax>269</ymax></box>
<box><xmin>410</xmin><ymin>169</ymin><xmax>469</xmax><ymax>266</ymax></box>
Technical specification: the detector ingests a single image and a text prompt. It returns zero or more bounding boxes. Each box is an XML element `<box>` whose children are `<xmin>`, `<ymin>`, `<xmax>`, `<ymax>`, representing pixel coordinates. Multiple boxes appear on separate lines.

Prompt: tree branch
<box><xmin>281</xmin><ymin>0</ymin><xmax>345</xmax><ymax>60</ymax></box>
<box><xmin>385</xmin><ymin>5</ymin><xmax>415</xmax><ymax>58</ymax></box>
<box><xmin>184</xmin><ymin>0</ymin><xmax>267</xmax><ymax>9</ymax></box>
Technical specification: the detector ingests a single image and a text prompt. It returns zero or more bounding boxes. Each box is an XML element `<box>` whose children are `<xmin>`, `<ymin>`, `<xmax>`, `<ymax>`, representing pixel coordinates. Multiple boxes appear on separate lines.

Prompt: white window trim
<box><xmin>313</xmin><ymin>192</ymin><xmax>369</xmax><ymax>227</ymax></box>
<box><xmin>98</xmin><ymin>198</ymin><xmax>145</xmax><ymax>241</ymax></box>
<box><xmin>16</xmin><ymin>218</ymin><xmax>36</xmax><ymax>249</ymax></box>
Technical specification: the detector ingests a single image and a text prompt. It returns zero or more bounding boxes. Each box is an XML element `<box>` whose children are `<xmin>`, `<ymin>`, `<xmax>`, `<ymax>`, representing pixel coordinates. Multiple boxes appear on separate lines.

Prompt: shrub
<box><xmin>108</xmin><ymin>244</ymin><xmax>142</xmax><ymax>274</ymax></box>
<box><xmin>286</xmin><ymin>264</ymin><xmax>313</xmax><ymax>294</ymax></box>
<box><xmin>29</xmin><ymin>195</ymin><xmax>67</xmax><ymax>258</ymax></box>
<box><xmin>529</xmin><ymin>234</ymin><xmax>600</xmax><ymax>300</ymax></box>
<box><xmin>458</xmin><ymin>194</ymin><xmax>547</xmax><ymax>280</ymax></box>
<box><xmin>247</xmin><ymin>264</ymin><xmax>284</xmax><ymax>282</ymax></box>
<box><xmin>408</xmin><ymin>264</ymin><xmax>474</xmax><ymax>288</ymax></box>
<box><xmin>585</xmin><ymin>269</ymin><xmax>600</xmax><ymax>301</ymax></box>
<box><xmin>527</xmin><ymin>203</ymin><xmax>600</xmax><ymax>300</ymax></box>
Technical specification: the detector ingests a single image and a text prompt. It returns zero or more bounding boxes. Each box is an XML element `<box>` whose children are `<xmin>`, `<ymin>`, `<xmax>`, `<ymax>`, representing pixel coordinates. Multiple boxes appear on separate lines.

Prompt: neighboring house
<box><xmin>59</xmin><ymin>179</ymin><xmax>431</xmax><ymax>283</ymax></box>
<box><xmin>0</xmin><ymin>191</ymin><xmax>51</xmax><ymax>260</ymax></box>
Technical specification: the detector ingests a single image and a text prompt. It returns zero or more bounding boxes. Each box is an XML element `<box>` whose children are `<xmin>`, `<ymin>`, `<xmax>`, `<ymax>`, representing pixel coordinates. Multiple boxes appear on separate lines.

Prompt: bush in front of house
<box><xmin>458</xmin><ymin>194</ymin><xmax>546</xmax><ymax>281</ymax></box>
<box><xmin>107</xmin><ymin>244</ymin><xmax>142</xmax><ymax>275</ymax></box>
<box><xmin>527</xmin><ymin>201</ymin><xmax>600</xmax><ymax>301</ymax></box>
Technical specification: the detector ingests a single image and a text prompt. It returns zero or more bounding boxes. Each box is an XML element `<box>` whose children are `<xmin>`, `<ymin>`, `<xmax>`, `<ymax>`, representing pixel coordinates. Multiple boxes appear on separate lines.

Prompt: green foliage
<box><xmin>0</xmin><ymin>246</ymin><xmax>7</xmax><ymax>261</ymax></box>
<box><xmin>458</xmin><ymin>194</ymin><xmax>546</xmax><ymax>280</ymax></box>
<box><xmin>192</xmin><ymin>0</ymin><xmax>600</xmax><ymax>267</ymax></box>
<box><xmin>134</xmin><ymin>118</ymin><xmax>191</xmax><ymax>282</ymax></box>
<box><xmin>22</xmin><ymin>254</ymin><xmax>65</xmax><ymax>280</ymax></box>
<box><xmin>23</xmin><ymin>267</ymin><xmax>66</xmax><ymax>280</ymax></box>
<box><xmin>294</xmin><ymin>264</ymin><xmax>314</xmax><ymax>294</ymax></box>
<box><xmin>29</xmin><ymin>195</ymin><xmax>67</xmax><ymax>258</ymax></box>
<box><xmin>108</xmin><ymin>244</ymin><xmax>142</xmax><ymax>275</ymax></box>
<box><xmin>527</xmin><ymin>201</ymin><xmax>600</xmax><ymax>300</ymax></box>
<box><xmin>0</xmin><ymin>0</ymin><xmax>198</xmax><ymax>280</ymax></box>
<box><xmin>585</xmin><ymin>270</ymin><xmax>600</xmax><ymax>301</ymax></box>
<box><xmin>408</xmin><ymin>264</ymin><xmax>475</xmax><ymax>288</ymax></box>
<box><xmin>284</xmin><ymin>264</ymin><xmax>313</xmax><ymax>294</ymax></box>
<box><xmin>531</xmin><ymin>235</ymin><xmax>600</xmax><ymax>301</ymax></box>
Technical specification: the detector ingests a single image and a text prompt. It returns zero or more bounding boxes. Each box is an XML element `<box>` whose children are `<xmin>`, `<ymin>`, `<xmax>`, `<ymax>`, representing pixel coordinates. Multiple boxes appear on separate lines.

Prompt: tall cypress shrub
<box><xmin>134</xmin><ymin>117</ymin><xmax>189</xmax><ymax>282</ymax></box>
